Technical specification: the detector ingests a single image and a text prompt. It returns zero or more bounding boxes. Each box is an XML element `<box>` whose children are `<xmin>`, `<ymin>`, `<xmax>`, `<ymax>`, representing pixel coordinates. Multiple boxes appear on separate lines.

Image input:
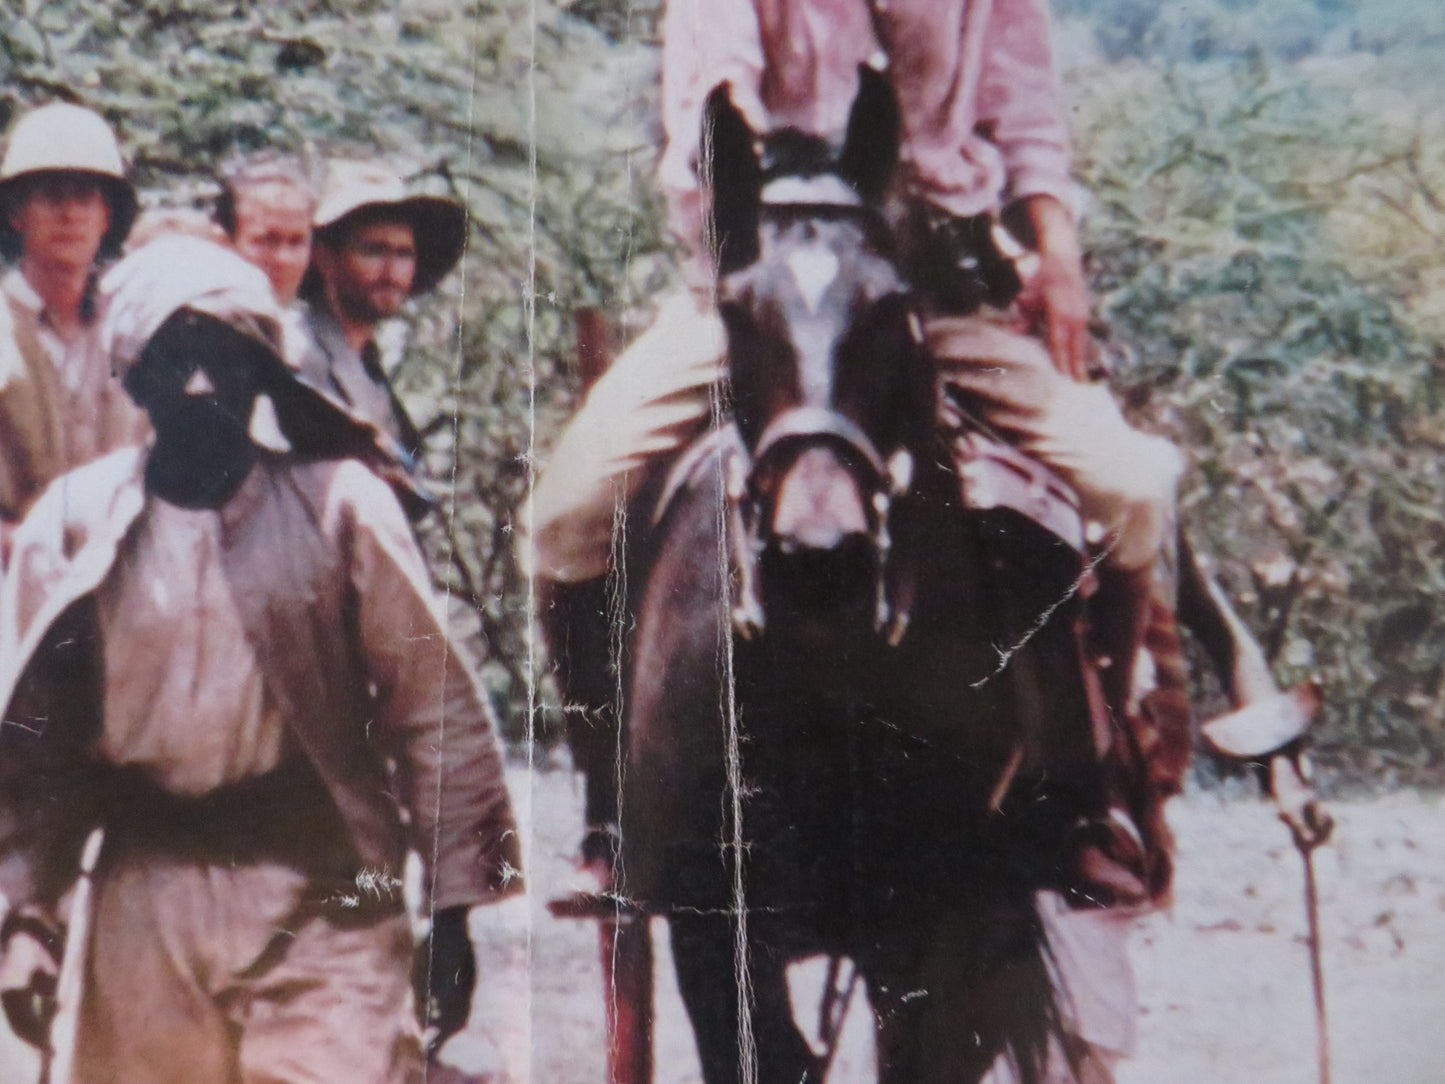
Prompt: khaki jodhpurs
<box><xmin>527</xmin><ymin>290</ymin><xmax>1181</xmax><ymax>582</ymax></box>
<box><xmin>73</xmin><ymin>846</ymin><xmax>423</xmax><ymax>1084</ymax></box>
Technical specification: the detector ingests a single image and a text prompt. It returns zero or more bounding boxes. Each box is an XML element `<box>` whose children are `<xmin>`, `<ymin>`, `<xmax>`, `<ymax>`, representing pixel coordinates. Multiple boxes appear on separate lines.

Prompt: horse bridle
<box><xmin>731</xmin><ymin>402</ymin><xmax>917</xmax><ymax>641</ymax></box>
<box><xmin>723</xmin><ymin>184</ymin><xmax>923</xmax><ymax>641</ymax></box>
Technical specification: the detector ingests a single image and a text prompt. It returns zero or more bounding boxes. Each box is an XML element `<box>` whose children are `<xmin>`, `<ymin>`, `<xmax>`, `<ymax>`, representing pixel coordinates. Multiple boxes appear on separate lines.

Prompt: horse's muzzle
<box><xmin>750</xmin><ymin>442</ymin><xmax>883</xmax><ymax>629</ymax></box>
<box><xmin>768</xmin><ymin>444</ymin><xmax>872</xmax><ymax>552</ymax></box>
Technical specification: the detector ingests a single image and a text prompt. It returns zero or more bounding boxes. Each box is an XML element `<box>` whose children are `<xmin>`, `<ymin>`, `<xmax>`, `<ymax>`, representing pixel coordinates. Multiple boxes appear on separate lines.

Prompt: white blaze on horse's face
<box><xmin>784</xmin><ymin>245</ymin><xmax>841</xmax><ymax>316</ymax></box>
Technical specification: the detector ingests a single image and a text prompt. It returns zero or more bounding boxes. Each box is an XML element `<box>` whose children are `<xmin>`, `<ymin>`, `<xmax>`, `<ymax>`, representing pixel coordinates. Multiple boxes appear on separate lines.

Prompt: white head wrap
<box><xmin>97</xmin><ymin>235</ymin><xmax>288</xmax><ymax>378</ymax></box>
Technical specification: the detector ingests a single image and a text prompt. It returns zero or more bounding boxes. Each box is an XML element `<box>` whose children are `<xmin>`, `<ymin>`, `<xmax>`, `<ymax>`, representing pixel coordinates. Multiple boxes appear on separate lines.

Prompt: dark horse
<box><xmin>612</xmin><ymin>72</ymin><xmax>1118</xmax><ymax>1084</ymax></box>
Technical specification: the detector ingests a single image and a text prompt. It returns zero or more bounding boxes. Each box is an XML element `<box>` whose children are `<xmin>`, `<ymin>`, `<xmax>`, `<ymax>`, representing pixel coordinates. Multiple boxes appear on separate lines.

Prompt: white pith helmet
<box><xmin>0</xmin><ymin>102</ymin><xmax>138</xmax><ymax>258</ymax></box>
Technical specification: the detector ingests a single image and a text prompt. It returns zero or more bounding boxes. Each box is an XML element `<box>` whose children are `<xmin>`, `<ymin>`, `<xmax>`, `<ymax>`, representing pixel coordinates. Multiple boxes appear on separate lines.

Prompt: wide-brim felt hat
<box><xmin>0</xmin><ymin>102</ymin><xmax>138</xmax><ymax>258</ymax></box>
<box><xmin>312</xmin><ymin>160</ymin><xmax>468</xmax><ymax>296</ymax></box>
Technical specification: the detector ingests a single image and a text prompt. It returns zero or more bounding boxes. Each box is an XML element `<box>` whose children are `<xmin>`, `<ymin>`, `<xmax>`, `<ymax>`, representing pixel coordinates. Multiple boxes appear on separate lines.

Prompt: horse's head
<box><xmin>704</xmin><ymin>69</ymin><xmax>934</xmax><ymax>635</ymax></box>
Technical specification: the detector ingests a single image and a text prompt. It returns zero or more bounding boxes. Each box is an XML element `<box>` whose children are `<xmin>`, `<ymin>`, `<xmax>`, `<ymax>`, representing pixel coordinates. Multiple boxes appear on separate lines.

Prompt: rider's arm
<box><xmin>975</xmin><ymin>0</ymin><xmax>1074</xmax><ymax>210</ymax></box>
<box><xmin>975</xmin><ymin>0</ymin><xmax>1089</xmax><ymax>378</ymax></box>
<box><xmin>1021</xmin><ymin>193</ymin><xmax>1091</xmax><ymax>381</ymax></box>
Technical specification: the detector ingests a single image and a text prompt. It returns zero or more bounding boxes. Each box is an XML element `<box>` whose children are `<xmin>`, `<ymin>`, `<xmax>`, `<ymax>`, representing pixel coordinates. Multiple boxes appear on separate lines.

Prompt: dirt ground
<box><xmin>456</xmin><ymin>763</ymin><xmax>1445</xmax><ymax>1084</ymax></box>
<box><xmin>5</xmin><ymin>762</ymin><xmax>1443</xmax><ymax>1083</ymax></box>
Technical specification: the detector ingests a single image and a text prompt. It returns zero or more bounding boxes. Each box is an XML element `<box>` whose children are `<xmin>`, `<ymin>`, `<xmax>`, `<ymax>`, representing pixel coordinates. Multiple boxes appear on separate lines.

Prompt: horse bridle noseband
<box><xmin>731</xmin><ymin>403</ymin><xmax>916</xmax><ymax>642</ymax></box>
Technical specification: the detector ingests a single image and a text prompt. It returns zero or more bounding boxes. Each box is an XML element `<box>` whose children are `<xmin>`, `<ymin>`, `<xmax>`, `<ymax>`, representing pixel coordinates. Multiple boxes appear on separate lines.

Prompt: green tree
<box><xmin>1</xmin><ymin>0</ymin><xmax>671</xmax><ymax>741</ymax></box>
<box><xmin>1072</xmin><ymin>51</ymin><xmax>1445</xmax><ymax>783</ymax></box>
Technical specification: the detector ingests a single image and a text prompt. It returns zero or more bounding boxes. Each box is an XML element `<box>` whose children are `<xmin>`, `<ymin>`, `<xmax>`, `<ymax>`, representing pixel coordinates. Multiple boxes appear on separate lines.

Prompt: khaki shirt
<box><xmin>0</xmin><ymin>270</ymin><xmax>149</xmax><ymax>523</ymax></box>
<box><xmin>295</xmin><ymin>303</ymin><xmax>422</xmax><ymax>461</ymax></box>
<box><xmin>94</xmin><ymin>485</ymin><xmax>290</xmax><ymax>795</ymax></box>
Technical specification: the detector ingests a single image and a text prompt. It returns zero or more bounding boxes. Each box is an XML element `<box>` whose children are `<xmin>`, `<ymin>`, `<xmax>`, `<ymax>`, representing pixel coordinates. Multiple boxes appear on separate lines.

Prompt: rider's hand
<box><xmin>419</xmin><ymin>905</ymin><xmax>477</xmax><ymax>1057</ymax></box>
<box><xmin>1018</xmin><ymin>195</ymin><xmax>1092</xmax><ymax>381</ymax></box>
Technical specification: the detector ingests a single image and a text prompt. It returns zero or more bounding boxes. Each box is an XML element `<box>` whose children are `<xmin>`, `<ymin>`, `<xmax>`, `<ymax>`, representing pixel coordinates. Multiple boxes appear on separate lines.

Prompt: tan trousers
<box><xmin>527</xmin><ymin>291</ymin><xmax>1180</xmax><ymax>581</ymax></box>
<box><xmin>73</xmin><ymin>851</ymin><xmax>423</xmax><ymax>1084</ymax></box>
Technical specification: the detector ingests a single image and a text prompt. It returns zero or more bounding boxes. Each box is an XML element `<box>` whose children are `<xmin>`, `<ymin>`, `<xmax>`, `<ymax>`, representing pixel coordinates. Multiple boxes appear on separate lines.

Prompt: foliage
<box><xmin>563</xmin><ymin>0</ymin><xmax>663</xmax><ymax>44</ymax></box>
<box><xmin>1071</xmin><ymin>46</ymin><xmax>1445</xmax><ymax>785</ymax></box>
<box><xmin>1054</xmin><ymin>0</ymin><xmax>1445</xmax><ymax>64</ymax></box>
<box><xmin>0</xmin><ymin>0</ymin><xmax>671</xmax><ymax>741</ymax></box>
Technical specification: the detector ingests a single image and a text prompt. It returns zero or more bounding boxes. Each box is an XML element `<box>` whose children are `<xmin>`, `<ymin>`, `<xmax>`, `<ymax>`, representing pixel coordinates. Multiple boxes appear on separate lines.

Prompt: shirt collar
<box><xmin>1</xmin><ymin>266</ymin><xmax>100</xmax><ymax>329</ymax></box>
<box><xmin>306</xmin><ymin>301</ymin><xmax>367</xmax><ymax>364</ymax></box>
<box><xmin>1</xmin><ymin>267</ymin><xmax>44</xmax><ymax>316</ymax></box>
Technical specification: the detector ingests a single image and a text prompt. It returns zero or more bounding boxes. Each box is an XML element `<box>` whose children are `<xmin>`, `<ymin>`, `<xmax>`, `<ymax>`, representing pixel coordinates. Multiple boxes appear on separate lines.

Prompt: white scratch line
<box><xmin>700</xmin><ymin>103</ymin><xmax>758</xmax><ymax>1075</ymax></box>
<box><xmin>969</xmin><ymin>538</ymin><xmax>1116</xmax><ymax>690</ymax></box>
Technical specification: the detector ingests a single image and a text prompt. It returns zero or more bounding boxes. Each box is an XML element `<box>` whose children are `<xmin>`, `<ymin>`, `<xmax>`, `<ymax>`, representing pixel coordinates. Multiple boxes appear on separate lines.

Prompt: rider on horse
<box><xmin>528</xmin><ymin>4</ymin><xmax>1329</xmax><ymax>1081</ymax></box>
<box><xmin>531</xmin><ymin>0</ymin><xmax>1177</xmax><ymax>898</ymax></box>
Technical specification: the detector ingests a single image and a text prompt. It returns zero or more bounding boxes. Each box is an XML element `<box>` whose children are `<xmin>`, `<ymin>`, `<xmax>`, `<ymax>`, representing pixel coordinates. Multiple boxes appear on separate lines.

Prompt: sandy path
<box><xmin>5</xmin><ymin>765</ymin><xmax>1442</xmax><ymax>1083</ymax></box>
<box><xmin>456</xmin><ymin>766</ymin><xmax>1445</xmax><ymax>1084</ymax></box>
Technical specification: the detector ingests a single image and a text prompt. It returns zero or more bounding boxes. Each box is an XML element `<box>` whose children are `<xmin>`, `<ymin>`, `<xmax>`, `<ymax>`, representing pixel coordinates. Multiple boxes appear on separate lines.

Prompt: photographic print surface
<box><xmin>0</xmin><ymin>2</ymin><xmax>1442</xmax><ymax>1083</ymax></box>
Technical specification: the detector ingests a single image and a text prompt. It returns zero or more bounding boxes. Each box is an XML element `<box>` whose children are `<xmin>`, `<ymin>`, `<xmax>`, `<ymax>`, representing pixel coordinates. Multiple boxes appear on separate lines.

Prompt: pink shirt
<box><xmin>660</xmin><ymin>0</ymin><xmax>1074</xmax><ymax>253</ymax></box>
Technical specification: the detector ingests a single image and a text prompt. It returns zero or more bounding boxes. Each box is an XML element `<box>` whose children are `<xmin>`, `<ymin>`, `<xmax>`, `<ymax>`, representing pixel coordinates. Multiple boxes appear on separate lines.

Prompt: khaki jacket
<box><xmin>0</xmin><ymin>272</ymin><xmax>149</xmax><ymax>524</ymax></box>
<box><xmin>0</xmin><ymin>448</ymin><xmax>520</xmax><ymax>912</ymax></box>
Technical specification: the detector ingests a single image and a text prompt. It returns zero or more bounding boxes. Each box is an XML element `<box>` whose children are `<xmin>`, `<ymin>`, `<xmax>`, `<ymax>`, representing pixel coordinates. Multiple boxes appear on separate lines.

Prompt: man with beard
<box><xmin>0</xmin><ymin>237</ymin><xmax>520</xmax><ymax>1082</ymax></box>
<box><xmin>299</xmin><ymin>161</ymin><xmax>467</xmax><ymax>466</ymax></box>
<box><xmin>0</xmin><ymin>102</ymin><xmax>147</xmax><ymax>528</ymax></box>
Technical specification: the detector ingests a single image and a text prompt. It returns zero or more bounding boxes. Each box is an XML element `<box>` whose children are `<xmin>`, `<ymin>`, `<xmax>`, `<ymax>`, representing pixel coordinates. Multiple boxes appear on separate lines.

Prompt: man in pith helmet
<box><xmin>0</xmin><ymin>101</ymin><xmax>147</xmax><ymax>527</ymax></box>
<box><xmin>0</xmin><ymin>236</ymin><xmax>521</xmax><ymax>1082</ymax></box>
<box><xmin>299</xmin><ymin>159</ymin><xmax>467</xmax><ymax>469</ymax></box>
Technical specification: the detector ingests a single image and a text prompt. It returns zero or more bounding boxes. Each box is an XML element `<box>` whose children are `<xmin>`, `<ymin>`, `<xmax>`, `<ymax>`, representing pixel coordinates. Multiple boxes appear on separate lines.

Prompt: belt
<box><xmin>99</xmin><ymin>759</ymin><xmax>359</xmax><ymax>872</ymax></box>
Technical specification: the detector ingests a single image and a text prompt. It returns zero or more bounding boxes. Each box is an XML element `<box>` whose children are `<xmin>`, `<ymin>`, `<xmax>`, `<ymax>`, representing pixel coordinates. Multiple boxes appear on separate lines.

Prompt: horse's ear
<box><xmin>837</xmin><ymin>65</ymin><xmax>901</xmax><ymax>204</ymax></box>
<box><xmin>702</xmin><ymin>81</ymin><xmax>761</xmax><ymax>275</ymax></box>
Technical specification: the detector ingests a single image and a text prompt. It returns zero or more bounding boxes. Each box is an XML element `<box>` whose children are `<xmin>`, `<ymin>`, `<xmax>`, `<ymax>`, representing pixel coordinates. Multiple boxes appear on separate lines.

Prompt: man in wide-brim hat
<box><xmin>0</xmin><ymin>101</ymin><xmax>147</xmax><ymax>527</ymax></box>
<box><xmin>297</xmin><ymin>159</ymin><xmax>467</xmax><ymax>468</ymax></box>
<box><xmin>0</xmin><ymin>235</ymin><xmax>520</xmax><ymax>1082</ymax></box>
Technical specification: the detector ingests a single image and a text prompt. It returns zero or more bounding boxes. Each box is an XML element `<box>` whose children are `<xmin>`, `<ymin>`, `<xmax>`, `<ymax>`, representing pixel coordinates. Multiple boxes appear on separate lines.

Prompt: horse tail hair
<box><xmin>990</xmin><ymin>893</ymin><xmax>1079</xmax><ymax>1084</ymax></box>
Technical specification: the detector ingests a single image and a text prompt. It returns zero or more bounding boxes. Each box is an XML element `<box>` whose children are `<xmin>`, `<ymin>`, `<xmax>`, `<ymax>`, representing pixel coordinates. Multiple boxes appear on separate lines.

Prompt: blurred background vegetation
<box><xmin>1</xmin><ymin>0</ymin><xmax>1440</xmax><ymax>787</ymax></box>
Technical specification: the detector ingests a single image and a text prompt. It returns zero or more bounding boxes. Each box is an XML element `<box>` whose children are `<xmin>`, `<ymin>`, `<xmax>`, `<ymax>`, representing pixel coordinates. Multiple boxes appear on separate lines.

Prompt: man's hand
<box><xmin>1018</xmin><ymin>194</ymin><xmax>1092</xmax><ymax>381</ymax></box>
<box><xmin>419</xmin><ymin>905</ymin><xmax>477</xmax><ymax>1057</ymax></box>
<box><xmin>0</xmin><ymin>909</ymin><xmax>62</xmax><ymax>1050</ymax></box>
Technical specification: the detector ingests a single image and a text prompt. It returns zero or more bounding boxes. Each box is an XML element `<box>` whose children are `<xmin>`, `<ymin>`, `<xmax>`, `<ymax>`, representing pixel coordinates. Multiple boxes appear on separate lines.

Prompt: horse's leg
<box><xmin>621</xmin><ymin>450</ymin><xmax>823</xmax><ymax>1084</ymax></box>
<box><xmin>669</xmin><ymin>915</ymin><xmax>823</xmax><ymax>1084</ymax></box>
<box><xmin>858</xmin><ymin>899</ymin><xmax>1061</xmax><ymax>1084</ymax></box>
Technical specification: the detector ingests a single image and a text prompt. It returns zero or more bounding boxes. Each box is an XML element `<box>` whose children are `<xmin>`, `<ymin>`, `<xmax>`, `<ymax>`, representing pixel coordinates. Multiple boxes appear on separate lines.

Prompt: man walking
<box><xmin>300</xmin><ymin>160</ymin><xmax>467</xmax><ymax>464</ymax></box>
<box><xmin>0</xmin><ymin>102</ymin><xmax>147</xmax><ymax>526</ymax></box>
<box><xmin>0</xmin><ymin>237</ymin><xmax>520</xmax><ymax>1082</ymax></box>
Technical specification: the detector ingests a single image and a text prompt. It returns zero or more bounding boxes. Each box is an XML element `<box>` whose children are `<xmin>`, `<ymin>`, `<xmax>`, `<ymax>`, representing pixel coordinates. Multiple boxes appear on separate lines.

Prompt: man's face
<box><xmin>9</xmin><ymin>172</ymin><xmax>111</xmax><ymax>272</ymax></box>
<box><xmin>317</xmin><ymin>218</ymin><xmax>417</xmax><ymax>326</ymax></box>
<box><xmin>231</xmin><ymin>181</ymin><xmax>313</xmax><ymax>305</ymax></box>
